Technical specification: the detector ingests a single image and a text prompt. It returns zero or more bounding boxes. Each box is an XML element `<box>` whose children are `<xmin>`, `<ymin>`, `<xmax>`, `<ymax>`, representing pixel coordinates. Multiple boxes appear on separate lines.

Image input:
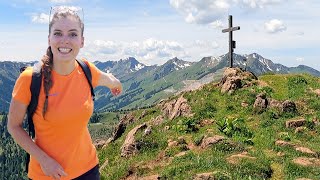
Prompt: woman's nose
<box><xmin>61</xmin><ymin>35</ymin><xmax>70</xmax><ymax>44</ymax></box>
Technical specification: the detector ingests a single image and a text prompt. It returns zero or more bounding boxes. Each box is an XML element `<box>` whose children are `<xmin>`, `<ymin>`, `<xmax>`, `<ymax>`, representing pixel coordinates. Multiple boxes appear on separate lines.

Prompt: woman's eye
<box><xmin>54</xmin><ymin>32</ymin><xmax>62</xmax><ymax>36</ymax></box>
<box><xmin>70</xmin><ymin>33</ymin><xmax>78</xmax><ymax>37</ymax></box>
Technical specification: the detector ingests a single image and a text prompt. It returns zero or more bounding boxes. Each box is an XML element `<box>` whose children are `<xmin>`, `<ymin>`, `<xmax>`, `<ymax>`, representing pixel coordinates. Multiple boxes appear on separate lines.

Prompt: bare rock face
<box><xmin>110</xmin><ymin>113</ymin><xmax>136</xmax><ymax>142</ymax></box>
<box><xmin>253</xmin><ymin>93</ymin><xmax>268</xmax><ymax>113</ymax></box>
<box><xmin>282</xmin><ymin>100</ymin><xmax>297</xmax><ymax>113</ymax></box>
<box><xmin>220</xmin><ymin>67</ymin><xmax>257</xmax><ymax>94</ymax></box>
<box><xmin>200</xmin><ymin>135</ymin><xmax>225</xmax><ymax>149</ymax></box>
<box><xmin>285</xmin><ymin>119</ymin><xmax>306</xmax><ymax>128</ymax></box>
<box><xmin>121</xmin><ymin>123</ymin><xmax>147</xmax><ymax>157</ymax></box>
<box><xmin>221</xmin><ymin>76</ymin><xmax>242</xmax><ymax>94</ymax></box>
<box><xmin>161</xmin><ymin>96</ymin><xmax>193</xmax><ymax>120</ymax></box>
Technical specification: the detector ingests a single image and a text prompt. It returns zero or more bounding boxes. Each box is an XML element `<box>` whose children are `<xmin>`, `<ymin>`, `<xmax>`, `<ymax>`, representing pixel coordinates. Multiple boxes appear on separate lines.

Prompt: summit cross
<box><xmin>222</xmin><ymin>15</ymin><xmax>240</xmax><ymax>68</ymax></box>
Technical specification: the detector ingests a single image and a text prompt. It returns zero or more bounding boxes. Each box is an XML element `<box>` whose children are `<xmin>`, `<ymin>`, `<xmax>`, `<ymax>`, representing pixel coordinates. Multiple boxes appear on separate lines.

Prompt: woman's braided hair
<box><xmin>41</xmin><ymin>7</ymin><xmax>84</xmax><ymax>116</ymax></box>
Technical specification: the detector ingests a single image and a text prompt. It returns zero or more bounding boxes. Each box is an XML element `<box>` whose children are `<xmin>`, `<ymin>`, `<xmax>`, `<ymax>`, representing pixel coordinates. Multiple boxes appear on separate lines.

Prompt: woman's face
<box><xmin>48</xmin><ymin>16</ymin><xmax>84</xmax><ymax>63</ymax></box>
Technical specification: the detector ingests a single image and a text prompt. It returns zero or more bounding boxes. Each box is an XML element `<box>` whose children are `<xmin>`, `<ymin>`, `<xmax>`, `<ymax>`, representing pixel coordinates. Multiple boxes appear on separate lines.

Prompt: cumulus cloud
<box><xmin>31</xmin><ymin>13</ymin><xmax>49</xmax><ymax>24</ymax></box>
<box><xmin>264</xmin><ymin>19</ymin><xmax>287</xmax><ymax>33</ymax></box>
<box><xmin>81</xmin><ymin>38</ymin><xmax>188</xmax><ymax>64</ymax></box>
<box><xmin>170</xmin><ymin>0</ymin><xmax>286</xmax><ymax>25</ymax></box>
<box><xmin>237</xmin><ymin>0</ymin><xmax>285</xmax><ymax>9</ymax></box>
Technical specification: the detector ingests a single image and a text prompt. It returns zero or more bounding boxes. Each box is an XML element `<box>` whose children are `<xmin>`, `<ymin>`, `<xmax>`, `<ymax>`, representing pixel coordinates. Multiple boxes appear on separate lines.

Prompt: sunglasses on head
<box><xmin>49</xmin><ymin>6</ymin><xmax>84</xmax><ymax>24</ymax></box>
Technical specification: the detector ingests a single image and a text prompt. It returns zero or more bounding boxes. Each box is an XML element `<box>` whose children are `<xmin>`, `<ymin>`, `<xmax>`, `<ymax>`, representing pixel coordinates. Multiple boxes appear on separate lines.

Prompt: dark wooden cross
<box><xmin>222</xmin><ymin>15</ymin><xmax>240</xmax><ymax>68</ymax></box>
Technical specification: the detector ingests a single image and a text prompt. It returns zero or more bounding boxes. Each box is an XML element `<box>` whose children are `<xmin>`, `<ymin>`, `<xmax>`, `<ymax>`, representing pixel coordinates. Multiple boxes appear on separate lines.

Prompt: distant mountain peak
<box><xmin>165</xmin><ymin>57</ymin><xmax>193</xmax><ymax>70</ymax></box>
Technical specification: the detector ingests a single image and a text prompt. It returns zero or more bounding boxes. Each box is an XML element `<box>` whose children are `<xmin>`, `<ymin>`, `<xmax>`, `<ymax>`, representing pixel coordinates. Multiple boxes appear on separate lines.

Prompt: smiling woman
<box><xmin>7</xmin><ymin>6</ymin><xmax>123</xmax><ymax>180</ymax></box>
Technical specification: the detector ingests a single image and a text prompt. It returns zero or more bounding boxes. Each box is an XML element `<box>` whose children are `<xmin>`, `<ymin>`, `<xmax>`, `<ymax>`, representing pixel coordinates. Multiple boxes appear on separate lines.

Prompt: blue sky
<box><xmin>0</xmin><ymin>0</ymin><xmax>319</xmax><ymax>70</ymax></box>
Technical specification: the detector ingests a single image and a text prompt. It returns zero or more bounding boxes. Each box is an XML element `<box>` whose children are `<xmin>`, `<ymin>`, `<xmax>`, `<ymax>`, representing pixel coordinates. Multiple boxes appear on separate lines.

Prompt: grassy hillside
<box><xmin>96</xmin><ymin>71</ymin><xmax>320</xmax><ymax>180</ymax></box>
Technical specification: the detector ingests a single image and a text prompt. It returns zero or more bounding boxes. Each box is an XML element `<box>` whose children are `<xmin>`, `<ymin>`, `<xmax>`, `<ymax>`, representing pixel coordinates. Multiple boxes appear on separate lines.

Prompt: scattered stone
<box><xmin>295</xmin><ymin>147</ymin><xmax>317</xmax><ymax>156</ymax></box>
<box><xmin>253</xmin><ymin>93</ymin><xmax>268</xmax><ymax>113</ymax></box>
<box><xmin>193</xmin><ymin>172</ymin><xmax>214</xmax><ymax>180</ymax></box>
<box><xmin>295</xmin><ymin>127</ymin><xmax>306</xmax><ymax>134</ymax></box>
<box><xmin>167</xmin><ymin>140</ymin><xmax>179</xmax><ymax>148</ymax></box>
<box><xmin>268</xmin><ymin>98</ymin><xmax>282</xmax><ymax>110</ymax></box>
<box><xmin>226</xmin><ymin>152</ymin><xmax>256</xmax><ymax>165</ymax></box>
<box><xmin>121</xmin><ymin>123</ymin><xmax>147</xmax><ymax>157</ymax></box>
<box><xmin>175</xmin><ymin>151</ymin><xmax>187</xmax><ymax>157</ymax></box>
<box><xmin>164</xmin><ymin>126</ymin><xmax>170</xmax><ymax>130</ymax></box>
<box><xmin>93</xmin><ymin>139</ymin><xmax>106</xmax><ymax>149</ymax></box>
<box><xmin>275</xmin><ymin>140</ymin><xmax>295</xmax><ymax>147</ymax></box>
<box><xmin>241</xmin><ymin>102</ymin><xmax>249</xmax><ymax>107</ymax></box>
<box><xmin>161</xmin><ymin>96</ymin><xmax>193</xmax><ymax>120</ymax></box>
<box><xmin>144</xmin><ymin>126</ymin><xmax>152</xmax><ymax>136</ymax></box>
<box><xmin>151</xmin><ymin>115</ymin><xmax>164</xmax><ymax>126</ymax></box>
<box><xmin>140</xmin><ymin>174</ymin><xmax>160</xmax><ymax>180</ymax></box>
<box><xmin>177</xmin><ymin>136</ymin><xmax>187</xmax><ymax>145</ymax></box>
<box><xmin>293</xmin><ymin>157</ymin><xmax>320</xmax><ymax>167</ymax></box>
<box><xmin>200</xmin><ymin>135</ymin><xmax>225</xmax><ymax>149</ymax></box>
<box><xmin>286</xmin><ymin>119</ymin><xmax>306</xmax><ymax>128</ymax></box>
<box><xmin>282</xmin><ymin>100</ymin><xmax>297</xmax><ymax>113</ymax></box>
<box><xmin>314</xmin><ymin>89</ymin><xmax>320</xmax><ymax>96</ymax></box>
<box><xmin>275</xmin><ymin>140</ymin><xmax>317</xmax><ymax>156</ymax></box>
<box><xmin>200</xmin><ymin>119</ymin><xmax>214</xmax><ymax>127</ymax></box>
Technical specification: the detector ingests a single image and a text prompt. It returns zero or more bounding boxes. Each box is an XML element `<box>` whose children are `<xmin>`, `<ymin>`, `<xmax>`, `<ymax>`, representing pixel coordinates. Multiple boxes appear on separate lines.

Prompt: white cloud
<box><xmin>237</xmin><ymin>0</ymin><xmax>285</xmax><ymax>9</ymax></box>
<box><xmin>296</xmin><ymin>31</ymin><xmax>304</xmax><ymax>36</ymax></box>
<box><xmin>48</xmin><ymin>0</ymin><xmax>75</xmax><ymax>3</ymax></box>
<box><xmin>31</xmin><ymin>13</ymin><xmax>49</xmax><ymax>24</ymax></box>
<box><xmin>296</xmin><ymin>57</ymin><xmax>304</xmax><ymax>62</ymax></box>
<box><xmin>264</xmin><ymin>19</ymin><xmax>287</xmax><ymax>33</ymax></box>
<box><xmin>169</xmin><ymin>0</ymin><xmax>230</xmax><ymax>24</ymax></box>
<box><xmin>81</xmin><ymin>38</ymin><xmax>188</xmax><ymax>65</ymax></box>
<box><xmin>209</xmin><ymin>20</ymin><xmax>224</xmax><ymax>28</ymax></box>
<box><xmin>193</xmin><ymin>40</ymin><xmax>219</xmax><ymax>49</ymax></box>
<box><xmin>170</xmin><ymin>0</ymin><xmax>286</xmax><ymax>25</ymax></box>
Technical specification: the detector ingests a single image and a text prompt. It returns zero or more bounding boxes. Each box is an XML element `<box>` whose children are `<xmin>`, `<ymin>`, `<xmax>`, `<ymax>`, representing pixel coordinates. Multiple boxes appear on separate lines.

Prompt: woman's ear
<box><xmin>81</xmin><ymin>36</ymin><xmax>84</xmax><ymax>48</ymax></box>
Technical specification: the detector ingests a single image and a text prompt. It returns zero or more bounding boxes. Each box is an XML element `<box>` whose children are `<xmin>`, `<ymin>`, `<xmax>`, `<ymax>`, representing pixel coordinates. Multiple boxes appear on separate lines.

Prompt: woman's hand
<box><xmin>39</xmin><ymin>156</ymin><xmax>67</xmax><ymax>180</ymax></box>
<box><xmin>98</xmin><ymin>72</ymin><xmax>123</xmax><ymax>96</ymax></box>
<box><xmin>110</xmin><ymin>76</ymin><xmax>122</xmax><ymax>96</ymax></box>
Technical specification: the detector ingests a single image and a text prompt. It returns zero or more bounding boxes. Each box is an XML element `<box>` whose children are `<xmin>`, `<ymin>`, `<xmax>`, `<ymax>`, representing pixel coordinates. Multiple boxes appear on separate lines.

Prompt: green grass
<box><xmin>95</xmin><ymin>73</ymin><xmax>320</xmax><ymax>180</ymax></box>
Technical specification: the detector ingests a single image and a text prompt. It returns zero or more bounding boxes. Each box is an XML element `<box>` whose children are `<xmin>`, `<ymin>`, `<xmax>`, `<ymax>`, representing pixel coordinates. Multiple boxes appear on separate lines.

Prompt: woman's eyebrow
<box><xmin>52</xmin><ymin>29</ymin><xmax>79</xmax><ymax>32</ymax></box>
<box><xmin>68</xmin><ymin>29</ymin><xmax>79</xmax><ymax>32</ymax></box>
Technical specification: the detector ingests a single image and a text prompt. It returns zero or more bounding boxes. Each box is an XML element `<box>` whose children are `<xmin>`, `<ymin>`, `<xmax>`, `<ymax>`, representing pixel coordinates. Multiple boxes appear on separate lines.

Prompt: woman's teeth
<box><xmin>58</xmin><ymin>48</ymin><xmax>72</xmax><ymax>53</ymax></box>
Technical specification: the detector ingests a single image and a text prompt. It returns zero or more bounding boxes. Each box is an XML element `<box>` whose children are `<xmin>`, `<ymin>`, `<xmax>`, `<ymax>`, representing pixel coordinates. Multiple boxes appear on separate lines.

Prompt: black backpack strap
<box><xmin>76</xmin><ymin>59</ymin><xmax>95</xmax><ymax>101</ymax></box>
<box><xmin>25</xmin><ymin>69</ymin><xmax>42</xmax><ymax>173</ymax></box>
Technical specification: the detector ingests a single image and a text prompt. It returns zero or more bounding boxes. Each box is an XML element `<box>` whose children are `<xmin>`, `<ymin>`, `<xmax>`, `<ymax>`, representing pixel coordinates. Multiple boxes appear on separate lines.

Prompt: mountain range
<box><xmin>0</xmin><ymin>53</ymin><xmax>319</xmax><ymax>112</ymax></box>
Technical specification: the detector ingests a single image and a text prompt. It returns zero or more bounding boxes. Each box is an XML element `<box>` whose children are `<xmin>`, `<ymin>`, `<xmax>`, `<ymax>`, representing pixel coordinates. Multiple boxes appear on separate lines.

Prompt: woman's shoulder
<box><xmin>19</xmin><ymin>66</ymin><xmax>34</xmax><ymax>78</ymax></box>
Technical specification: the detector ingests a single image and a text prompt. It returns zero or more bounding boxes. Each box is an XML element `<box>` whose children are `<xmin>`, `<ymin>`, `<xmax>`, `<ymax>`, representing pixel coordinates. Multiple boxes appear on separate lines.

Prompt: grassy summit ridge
<box><xmin>96</xmin><ymin>69</ymin><xmax>320</xmax><ymax>180</ymax></box>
